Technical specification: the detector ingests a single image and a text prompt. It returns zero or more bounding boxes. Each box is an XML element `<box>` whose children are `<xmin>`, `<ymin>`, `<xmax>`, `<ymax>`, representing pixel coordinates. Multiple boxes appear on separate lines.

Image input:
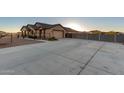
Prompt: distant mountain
<box><xmin>64</xmin><ymin>27</ymin><xmax>79</xmax><ymax>33</ymax></box>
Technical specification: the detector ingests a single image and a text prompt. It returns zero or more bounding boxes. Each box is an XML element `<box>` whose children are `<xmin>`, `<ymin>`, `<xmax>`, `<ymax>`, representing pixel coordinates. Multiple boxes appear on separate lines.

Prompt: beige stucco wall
<box><xmin>51</xmin><ymin>25</ymin><xmax>66</xmax><ymax>38</ymax></box>
<box><xmin>22</xmin><ymin>25</ymin><xmax>66</xmax><ymax>39</ymax></box>
<box><xmin>53</xmin><ymin>30</ymin><xmax>63</xmax><ymax>39</ymax></box>
<box><xmin>45</xmin><ymin>25</ymin><xmax>65</xmax><ymax>39</ymax></box>
<box><xmin>45</xmin><ymin>29</ymin><xmax>52</xmax><ymax>38</ymax></box>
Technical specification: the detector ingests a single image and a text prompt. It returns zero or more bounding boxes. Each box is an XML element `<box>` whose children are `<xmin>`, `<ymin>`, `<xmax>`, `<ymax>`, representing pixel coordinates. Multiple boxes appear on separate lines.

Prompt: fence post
<box><xmin>98</xmin><ymin>33</ymin><xmax>101</xmax><ymax>41</ymax></box>
<box><xmin>114</xmin><ymin>34</ymin><xmax>117</xmax><ymax>42</ymax></box>
<box><xmin>10</xmin><ymin>33</ymin><xmax>13</xmax><ymax>44</ymax></box>
<box><xmin>87</xmin><ymin>33</ymin><xmax>88</xmax><ymax>40</ymax></box>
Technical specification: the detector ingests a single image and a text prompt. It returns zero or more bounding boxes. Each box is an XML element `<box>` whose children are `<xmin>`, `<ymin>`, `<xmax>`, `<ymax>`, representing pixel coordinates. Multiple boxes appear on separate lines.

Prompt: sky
<box><xmin>0</xmin><ymin>17</ymin><xmax>124</xmax><ymax>32</ymax></box>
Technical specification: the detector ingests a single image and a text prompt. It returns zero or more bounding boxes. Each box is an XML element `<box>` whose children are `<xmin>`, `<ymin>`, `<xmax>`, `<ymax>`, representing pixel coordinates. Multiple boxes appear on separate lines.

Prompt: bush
<box><xmin>48</xmin><ymin>37</ymin><xmax>58</xmax><ymax>41</ymax></box>
<box><xmin>28</xmin><ymin>35</ymin><xmax>37</xmax><ymax>39</ymax></box>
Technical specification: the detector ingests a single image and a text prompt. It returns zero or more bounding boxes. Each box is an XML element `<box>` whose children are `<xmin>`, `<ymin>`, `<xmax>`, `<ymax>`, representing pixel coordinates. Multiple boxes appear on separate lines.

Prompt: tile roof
<box><xmin>20</xmin><ymin>26</ymin><xmax>30</xmax><ymax>31</ymax></box>
<box><xmin>27</xmin><ymin>24</ymin><xmax>38</xmax><ymax>30</ymax></box>
<box><xmin>64</xmin><ymin>27</ymin><xmax>79</xmax><ymax>33</ymax></box>
<box><xmin>35</xmin><ymin>22</ymin><xmax>54</xmax><ymax>29</ymax></box>
<box><xmin>21</xmin><ymin>22</ymin><xmax>80</xmax><ymax>33</ymax></box>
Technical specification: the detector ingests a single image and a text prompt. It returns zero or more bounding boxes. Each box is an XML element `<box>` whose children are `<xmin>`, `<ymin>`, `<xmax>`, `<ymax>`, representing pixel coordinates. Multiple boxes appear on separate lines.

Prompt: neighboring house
<box><xmin>90</xmin><ymin>30</ymin><xmax>102</xmax><ymax>34</ymax></box>
<box><xmin>64</xmin><ymin>27</ymin><xmax>79</xmax><ymax>33</ymax></box>
<box><xmin>21</xmin><ymin>22</ymin><xmax>71</xmax><ymax>39</ymax></box>
<box><xmin>105</xmin><ymin>31</ymin><xmax>117</xmax><ymax>35</ymax></box>
<box><xmin>63</xmin><ymin>27</ymin><xmax>80</xmax><ymax>38</ymax></box>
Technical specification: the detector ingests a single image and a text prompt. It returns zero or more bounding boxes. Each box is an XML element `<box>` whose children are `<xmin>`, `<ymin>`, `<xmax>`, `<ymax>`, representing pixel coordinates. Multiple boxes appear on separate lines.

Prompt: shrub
<box><xmin>48</xmin><ymin>37</ymin><xmax>58</xmax><ymax>41</ymax></box>
<box><xmin>28</xmin><ymin>35</ymin><xmax>37</xmax><ymax>39</ymax></box>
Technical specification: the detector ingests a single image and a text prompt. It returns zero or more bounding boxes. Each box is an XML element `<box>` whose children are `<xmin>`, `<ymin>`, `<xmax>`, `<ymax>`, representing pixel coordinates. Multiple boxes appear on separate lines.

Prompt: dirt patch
<box><xmin>0</xmin><ymin>36</ymin><xmax>44</xmax><ymax>49</ymax></box>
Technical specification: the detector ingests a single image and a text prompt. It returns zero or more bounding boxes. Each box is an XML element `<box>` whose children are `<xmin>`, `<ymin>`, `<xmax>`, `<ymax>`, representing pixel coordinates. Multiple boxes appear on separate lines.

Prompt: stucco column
<box><xmin>39</xmin><ymin>28</ymin><xmax>42</xmax><ymax>39</ymax></box>
<box><xmin>33</xmin><ymin>30</ymin><xmax>36</xmax><ymax>40</ymax></box>
<box><xmin>43</xmin><ymin>29</ymin><xmax>46</xmax><ymax>39</ymax></box>
<box><xmin>27</xmin><ymin>31</ymin><xmax>29</xmax><ymax>37</ymax></box>
<box><xmin>21</xmin><ymin>31</ymin><xmax>23</xmax><ymax>37</ymax></box>
<box><xmin>24</xmin><ymin>30</ymin><xmax>26</xmax><ymax>37</ymax></box>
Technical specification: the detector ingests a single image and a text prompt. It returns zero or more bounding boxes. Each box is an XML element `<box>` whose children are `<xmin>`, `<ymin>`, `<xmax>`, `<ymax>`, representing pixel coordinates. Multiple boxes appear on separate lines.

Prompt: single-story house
<box><xmin>21</xmin><ymin>22</ymin><xmax>69</xmax><ymax>39</ymax></box>
<box><xmin>63</xmin><ymin>27</ymin><xmax>80</xmax><ymax>38</ymax></box>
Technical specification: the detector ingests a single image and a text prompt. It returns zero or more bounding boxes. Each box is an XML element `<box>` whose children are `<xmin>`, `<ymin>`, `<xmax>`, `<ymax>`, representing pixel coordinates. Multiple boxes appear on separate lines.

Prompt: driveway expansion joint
<box><xmin>77</xmin><ymin>43</ymin><xmax>106</xmax><ymax>75</ymax></box>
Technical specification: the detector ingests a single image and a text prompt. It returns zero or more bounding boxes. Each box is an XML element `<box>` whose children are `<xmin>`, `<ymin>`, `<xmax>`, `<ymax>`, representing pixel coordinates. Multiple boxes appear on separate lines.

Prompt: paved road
<box><xmin>0</xmin><ymin>39</ymin><xmax>124</xmax><ymax>75</ymax></box>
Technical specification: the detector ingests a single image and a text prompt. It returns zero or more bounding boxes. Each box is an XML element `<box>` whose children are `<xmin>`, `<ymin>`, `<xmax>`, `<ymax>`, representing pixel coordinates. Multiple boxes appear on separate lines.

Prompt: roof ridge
<box><xmin>35</xmin><ymin>22</ymin><xmax>52</xmax><ymax>26</ymax></box>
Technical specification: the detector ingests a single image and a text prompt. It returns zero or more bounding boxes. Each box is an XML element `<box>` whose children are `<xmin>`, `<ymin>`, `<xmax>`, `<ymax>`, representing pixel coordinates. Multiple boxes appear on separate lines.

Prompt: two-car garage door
<box><xmin>53</xmin><ymin>30</ymin><xmax>64</xmax><ymax>39</ymax></box>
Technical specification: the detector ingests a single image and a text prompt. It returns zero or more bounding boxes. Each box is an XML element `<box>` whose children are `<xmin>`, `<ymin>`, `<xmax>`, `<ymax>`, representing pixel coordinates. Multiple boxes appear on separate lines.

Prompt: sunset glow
<box><xmin>65</xmin><ymin>23</ymin><xmax>84</xmax><ymax>31</ymax></box>
<box><xmin>0</xmin><ymin>17</ymin><xmax>124</xmax><ymax>33</ymax></box>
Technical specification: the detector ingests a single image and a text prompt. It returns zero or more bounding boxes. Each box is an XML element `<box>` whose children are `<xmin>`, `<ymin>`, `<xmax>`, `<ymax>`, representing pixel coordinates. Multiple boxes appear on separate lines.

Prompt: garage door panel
<box><xmin>53</xmin><ymin>31</ymin><xmax>63</xmax><ymax>39</ymax></box>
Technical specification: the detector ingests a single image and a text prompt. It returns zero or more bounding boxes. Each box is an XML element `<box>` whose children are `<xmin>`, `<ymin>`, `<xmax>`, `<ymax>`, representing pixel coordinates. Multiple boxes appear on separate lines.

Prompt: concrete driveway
<box><xmin>0</xmin><ymin>38</ymin><xmax>124</xmax><ymax>75</ymax></box>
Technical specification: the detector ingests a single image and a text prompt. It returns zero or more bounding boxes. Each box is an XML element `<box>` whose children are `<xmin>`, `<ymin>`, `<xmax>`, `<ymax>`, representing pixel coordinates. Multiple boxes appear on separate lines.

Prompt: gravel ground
<box><xmin>0</xmin><ymin>36</ymin><xmax>43</xmax><ymax>48</ymax></box>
